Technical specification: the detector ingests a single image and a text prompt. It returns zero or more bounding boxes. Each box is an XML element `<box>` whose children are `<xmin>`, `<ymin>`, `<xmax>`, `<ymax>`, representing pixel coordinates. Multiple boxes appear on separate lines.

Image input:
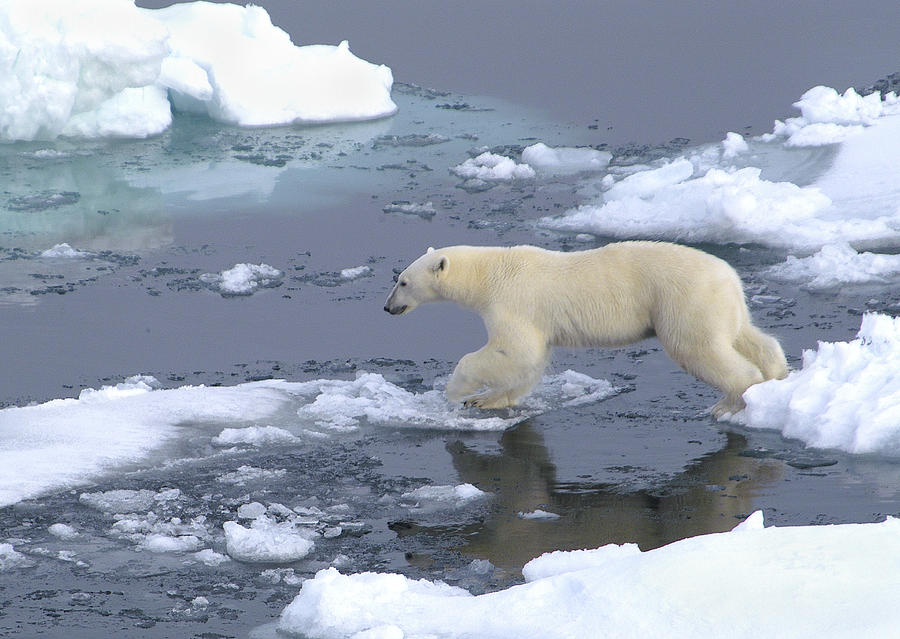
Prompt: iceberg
<box><xmin>0</xmin><ymin>0</ymin><xmax>397</xmax><ymax>141</ymax></box>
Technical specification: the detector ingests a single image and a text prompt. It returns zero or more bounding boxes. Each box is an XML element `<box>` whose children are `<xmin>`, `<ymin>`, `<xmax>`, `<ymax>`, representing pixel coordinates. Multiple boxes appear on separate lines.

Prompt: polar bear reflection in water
<box><xmin>384</xmin><ymin>242</ymin><xmax>787</xmax><ymax>418</ymax></box>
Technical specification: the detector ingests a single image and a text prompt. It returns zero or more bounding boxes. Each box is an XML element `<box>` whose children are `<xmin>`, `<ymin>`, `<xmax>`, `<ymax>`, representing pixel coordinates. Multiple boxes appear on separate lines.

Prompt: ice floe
<box><xmin>277</xmin><ymin>511</ymin><xmax>900</xmax><ymax>638</ymax></box>
<box><xmin>520</xmin><ymin>143</ymin><xmax>611</xmax><ymax>174</ymax></box>
<box><xmin>200</xmin><ymin>263</ymin><xmax>283</xmax><ymax>296</ymax></box>
<box><xmin>452</xmin><ymin>152</ymin><xmax>536</xmax><ymax>182</ymax></box>
<box><xmin>223</xmin><ymin>515</ymin><xmax>316</xmax><ymax>563</ymax></box>
<box><xmin>400</xmin><ymin>483</ymin><xmax>489</xmax><ymax>511</ymax></box>
<box><xmin>767</xmin><ymin>242</ymin><xmax>900</xmax><ymax>289</ymax></box>
<box><xmin>539</xmin><ymin>85</ymin><xmax>900</xmax><ymax>255</ymax></box>
<box><xmin>0</xmin><ymin>371</ymin><xmax>616</xmax><ymax>507</ymax></box>
<box><xmin>729</xmin><ymin>313</ymin><xmax>900</xmax><ymax>456</ymax></box>
<box><xmin>0</xmin><ymin>0</ymin><xmax>396</xmax><ymax>141</ymax></box>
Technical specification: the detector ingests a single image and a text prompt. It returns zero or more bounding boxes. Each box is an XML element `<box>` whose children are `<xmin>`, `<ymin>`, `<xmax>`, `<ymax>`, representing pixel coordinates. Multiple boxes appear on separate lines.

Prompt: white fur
<box><xmin>384</xmin><ymin>242</ymin><xmax>788</xmax><ymax>416</ymax></box>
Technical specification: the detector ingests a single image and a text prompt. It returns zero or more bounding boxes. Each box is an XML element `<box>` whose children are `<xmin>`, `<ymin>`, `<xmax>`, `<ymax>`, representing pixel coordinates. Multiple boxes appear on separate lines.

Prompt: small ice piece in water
<box><xmin>400</xmin><ymin>483</ymin><xmax>489</xmax><ymax>510</ymax></box>
<box><xmin>340</xmin><ymin>265</ymin><xmax>373</xmax><ymax>280</ymax></box>
<box><xmin>79</xmin><ymin>489</ymin><xmax>158</xmax><ymax>513</ymax></box>
<box><xmin>521</xmin><ymin>143</ymin><xmax>611</xmax><ymax>174</ymax></box>
<box><xmin>212</xmin><ymin>426</ymin><xmax>299</xmax><ymax>446</ymax></box>
<box><xmin>721</xmin><ymin>132</ymin><xmax>749</xmax><ymax>159</ymax></box>
<box><xmin>382</xmin><ymin>201</ymin><xmax>437</xmax><ymax>218</ymax></box>
<box><xmin>0</xmin><ymin>543</ymin><xmax>33</xmax><ymax>571</ymax></box>
<box><xmin>517</xmin><ymin>509</ymin><xmax>560</xmax><ymax>521</ymax></box>
<box><xmin>39</xmin><ymin>243</ymin><xmax>94</xmax><ymax>259</ymax></box>
<box><xmin>216</xmin><ymin>465</ymin><xmax>288</xmax><ymax>486</ymax></box>
<box><xmin>191</xmin><ymin>548</ymin><xmax>231</xmax><ymax>566</ymax></box>
<box><xmin>237</xmin><ymin>502</ymin><xmax>268</xmax><ymax>520</ymax></box>
<box><xmin>200</xmin><ymin>263</ymin><xmax>283</xmax><ymax>295</ymax></box>
<box><xmin>766</xmin><ymin>242</ymin><xmax>900</xmax><ymax>290</ymax></box>
<box><xmin>48</xmin><ymin>523</ymin><xmax>79</xmax><ymax>540</ymax></box>
<box><xmin>451</xmin><ymin>152</ymin><xmax>536</xmax><ymax>181</ymax></box>
<box><xmin>223</xmin><ymin>516</ymin><xmax>315</xmax><ymax>563</ymax></box>
<box><xmin>139</xmin><ymin>533</ymin><xmax>203</xmax><ymax>553</ymax></box>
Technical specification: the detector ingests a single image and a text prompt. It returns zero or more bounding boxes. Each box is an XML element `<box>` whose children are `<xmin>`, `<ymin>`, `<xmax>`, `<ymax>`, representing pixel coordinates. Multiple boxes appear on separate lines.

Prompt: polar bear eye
<box><xmin>399</xmin><ymin>280</ymin><xmax>408</xmax><ymax>287</ymax></box>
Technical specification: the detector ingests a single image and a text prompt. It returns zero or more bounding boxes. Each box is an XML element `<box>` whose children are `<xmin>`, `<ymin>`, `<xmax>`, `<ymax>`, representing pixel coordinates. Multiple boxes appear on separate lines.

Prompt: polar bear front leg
<box><xmin>446</xmin><ymin>330</ymin><xmax>549</xmax><ymax>409</ymax></box>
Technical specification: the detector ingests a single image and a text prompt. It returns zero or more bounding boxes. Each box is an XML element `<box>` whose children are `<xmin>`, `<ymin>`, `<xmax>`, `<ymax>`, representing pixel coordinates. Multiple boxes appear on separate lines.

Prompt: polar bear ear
<box><xmin>432</xmin><ymin>255</ymin><xmax>448</xmax><ymax>273</ymax></box>
<box><xmin>426</xmin><ymin>246</ymin><xmax>435</xmax><ymax>254</ymax></box>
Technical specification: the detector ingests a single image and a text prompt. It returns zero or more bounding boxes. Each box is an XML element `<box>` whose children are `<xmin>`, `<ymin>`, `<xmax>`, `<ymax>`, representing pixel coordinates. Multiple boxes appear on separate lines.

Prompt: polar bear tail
<box><xmin>734</xmin><ymin>324</ymin><xmax>788</xmax><ymax>382</ymax></box>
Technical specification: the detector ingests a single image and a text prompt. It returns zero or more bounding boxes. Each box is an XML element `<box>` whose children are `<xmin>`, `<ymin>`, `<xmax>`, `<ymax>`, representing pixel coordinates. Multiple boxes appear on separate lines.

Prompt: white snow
<box><xmin>200</xmin><ymin>263</ymin><xmax>283</xmax><ymax>295</ymax></box>
<box><xmin>452</xmin><ymin>152</ymin><xmax>536</xmax><ymax>181</ymax></box>
<box><xmin>0</xmin><ymin>370</ymin><xmax>616</xmax><ymax>508</ymax></box>
<box><xmin>728</xmin><ymin>313</ymin><xmax>900</xmax><ymax>456</ymax></box>
<box><xmin>767</xmin><ymin>242</ymin><xmax>900</xmax><ymax>289</ymax></box>
<box><xmin>0</xmin><ymin>0</ymin><xmax>396</xmax><ymax>141</ymax></box>
<box><xmin>520</xmin><ymin>143</ymin><xmax>611</xmax><ymax>174</ymax></box>
<box><xmin>223</xmin><ymin>516</ymin><xmax>316</xmax><ymax>563</ymax></box>
<box><xmin>277</xmin><ymin>511</ymin><xmax>900</xmax><ymax>638</ymax></box>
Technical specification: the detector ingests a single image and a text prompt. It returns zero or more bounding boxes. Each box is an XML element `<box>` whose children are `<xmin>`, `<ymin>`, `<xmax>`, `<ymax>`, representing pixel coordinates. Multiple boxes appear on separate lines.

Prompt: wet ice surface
<box><xmin>3</xmin><ymin>80</ymin><xmax>900</xmax><ymax>638</ymax></box>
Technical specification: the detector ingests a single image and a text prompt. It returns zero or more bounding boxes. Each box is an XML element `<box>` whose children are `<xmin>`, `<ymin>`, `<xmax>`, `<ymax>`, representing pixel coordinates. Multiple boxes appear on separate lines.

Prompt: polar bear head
<box><xmin>384</xmin><ymin>247</ymin><xmax>448</xmax><ymax>315</ymax></box>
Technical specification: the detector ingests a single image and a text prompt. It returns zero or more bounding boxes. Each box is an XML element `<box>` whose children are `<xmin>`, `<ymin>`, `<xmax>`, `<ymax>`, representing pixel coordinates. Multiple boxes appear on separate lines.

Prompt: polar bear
<box><xmin>384</xmin><ymin>242</ymin><xmax>788</xmax><ymax>417</ymax></box>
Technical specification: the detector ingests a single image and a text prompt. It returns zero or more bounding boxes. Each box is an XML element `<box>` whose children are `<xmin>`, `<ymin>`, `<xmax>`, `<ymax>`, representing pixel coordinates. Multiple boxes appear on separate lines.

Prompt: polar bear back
<box><xmin>435</xmin><ymin>241</ymin><xmax>747</xmax><ymax>349</ymax></box>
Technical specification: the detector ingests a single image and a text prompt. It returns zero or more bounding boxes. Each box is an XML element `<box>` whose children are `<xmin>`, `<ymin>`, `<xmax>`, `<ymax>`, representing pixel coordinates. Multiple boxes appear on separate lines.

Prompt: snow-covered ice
<box><xmin>728</xmin><ymin>313</ymin><xmax>900</xmax><ymax>456</ymax></box>
<box><xmin>277</xmin><ymin>511</ymin><xmax>900</xmax><ymax>638</ymax></box>
<box><xmin>452</xmin><ymin>152</ymin><xmax>536</xmax><ymax>182</ymax></box>
<box><xmin>224</xmin><ymin>516</ymin><xmax>316</xmax><ymax>563</ymax></box>
<box><xmin>0</xmin><ymin>0</ymin><xmax>396</xmax><ymax>141</ymax></box>
<box><xmin>200</xmin><ymin>263</ymin><xmax>283</xmax><ymax>296</ymax></box>
<box><xmin>38</xmin><ymin>243</ymin><xmax>94</xmax><ymax>259</ymax></box>
<box><xmin>400</xmin><ymin>483</ymin><xmax>489</xmax><ymax>511</ymax></box>
<box><xmin>767</xmin><ymin>242</ymin><xmax>900</xmax><ymax>289</ymax></box>
<box><xmin>0</xmin><ymin>371</ymin><xmax>616</xmax><ymax>508</ymax></box>
<box><xmin>539</xmin><ymin>85</ymin><xmax>900</xmax><ymax>254</ymax></box>
<box><xmin>517</xmin><ymin>509</ymin><xmax>560</xmax><ymax>521</ymax></box>
<box><xmin>520</xmin><ymin>143</ymin><xmax>611</xmax><ymax>174</ymax></box>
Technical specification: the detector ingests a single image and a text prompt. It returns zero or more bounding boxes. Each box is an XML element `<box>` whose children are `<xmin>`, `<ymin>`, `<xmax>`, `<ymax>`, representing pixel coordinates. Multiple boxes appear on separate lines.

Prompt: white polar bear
<box><xmin>384</xmin><ymin>242</ymin><xmax>788</xmax><ymax>417</ymax></box>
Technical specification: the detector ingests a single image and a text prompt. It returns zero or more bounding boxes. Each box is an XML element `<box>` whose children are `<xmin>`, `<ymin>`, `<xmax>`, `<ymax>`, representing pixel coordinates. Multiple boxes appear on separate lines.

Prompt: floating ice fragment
<box><xmin>767</xmin><ymin>243</ymin><xmax>900</xmax><ymax>290</ymax></box>
<box><xmin>339</xmin><ymin>265</ymin><xmax>373</xmax><ymax>280</ymax></box>
<box><xmin>201</xmin><ymin>263</ymin><xmax>283</xmax><ymax>296</ymax></box>
<box><xmin>452</xmin><ymin>152</ymin><xmax>536</xmax><ymax>181</ymax></box>
<box><xmin>721</xmin><ymin>132</ymin><xmax>749</xmax><ymax>159</ymax></box>
<box><xmin>212</xmin><ymin>426</ymin><xmax>300</xmax><ymax>447</ymax></box>
<box><xmin>400</xmin><ymin>483</ymin><xmax>489</xmax><ymax>510</ymax></box>
<box><xmin>0</xmin><ymin>544</ymin><xmax>33</xmax><ymax>571</ymax></box>
<box><xmin>39</xmin><ymin>243</ymin><xmax>94</xmax><ymax>259</ymax></box>
<box><xmin>223</xmin><ymin>516</ymin><xmax>315</xmax><ymax>563</ymax></box>
<box><xmin>521</xmin><ymin>143</ymin><xmax>611</xmax><ymax>174</ymax></box>
<box><xmin>48</xmin><ymin>523</ymin><xmax>79</xmax><ymax>540</ymax></box>
<box><xmin>517</xmin><ymin>509</ymin><xmax>560</xmax><ymax>521</ymax></box>
<box><xmin>191</xmin><ymin>548</ymin><xmax>231</xmax><ymax>567</ymax></box>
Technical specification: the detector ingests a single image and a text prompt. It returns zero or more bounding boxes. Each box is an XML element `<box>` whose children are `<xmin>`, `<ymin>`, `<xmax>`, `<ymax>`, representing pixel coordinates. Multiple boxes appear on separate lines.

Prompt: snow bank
<box><xmin>521</xmin><ymin>143</ymin><xmax>611</xmax><ymax>174</ymax></box>
<box><xmin>0</xmin><ymin>0</ymin><xmax>396</xmax><ymax>141</ymax></box>
<box><xmin>730</xmin><ymin>313</ymin><xmax>900</xmax><ymax>455</ymax></box>
<box><xmin>767</xmin><ymin>243</ymin><xmax>900</xmax><ymax>289</ymax></box>
<box><xmin>277</xmin><ymin>511</ymin><xmax>900</xmax><ymax>638</ymax></box>
<box><xmin>200</xmin><ymin>263</ymin><xmax>283</xmax><ymax>296</ymax></box>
